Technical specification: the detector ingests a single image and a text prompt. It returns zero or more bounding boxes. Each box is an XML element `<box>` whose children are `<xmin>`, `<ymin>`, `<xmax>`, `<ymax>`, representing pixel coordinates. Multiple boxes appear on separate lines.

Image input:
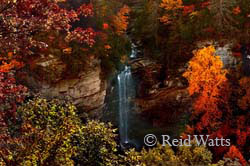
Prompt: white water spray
<box><xmin>118</xmin><ymin>46</ymin><xmax>136</xmax><ymax>145</ymax></box>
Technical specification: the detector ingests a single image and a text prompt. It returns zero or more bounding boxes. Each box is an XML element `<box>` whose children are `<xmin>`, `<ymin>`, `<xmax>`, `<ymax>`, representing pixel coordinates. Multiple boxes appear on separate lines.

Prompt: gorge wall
<box><xmin>18</xmin><ymin>54</ymin><xmax>106</xmax><ymax>118</ymax></box>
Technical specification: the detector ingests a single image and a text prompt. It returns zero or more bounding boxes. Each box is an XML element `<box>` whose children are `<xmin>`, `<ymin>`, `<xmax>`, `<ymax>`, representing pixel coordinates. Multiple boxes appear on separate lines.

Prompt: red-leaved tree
<box><xmin>0</xmin><ymin>52</ymin><xmax>28</xmax><ymax>164</ymax></box>
<box><xmin>0</xmin><ymin>0</ymin><xmax>96</xmax><ymax>54</ymax></box>
<box><xmin>0</xmin><ymin>0</ymin><xmax>96</xmax><ymax>164</ymax></box>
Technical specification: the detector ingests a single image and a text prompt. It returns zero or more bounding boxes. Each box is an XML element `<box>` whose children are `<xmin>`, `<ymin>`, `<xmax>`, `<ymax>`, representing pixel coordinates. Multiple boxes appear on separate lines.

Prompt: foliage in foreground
<box><xmin>0</xmin><ymin>97</ymin><xmax>246</xmax><ymax>166</ymax></box>
<box><xmin>0</xmin><ymin>98</ymin><xmax>80</xmax><ymax>165</ymax></box>
<box><xmin>74</xmin><ymin>121</ymin><xmax>119</xmax><ymax>166</ymax></box>
<box><xmin>123</xmin><ymin>142</ymin><xmax>242</xmax><ymax>166</ymax></box>
<box><xmin>0</xmin><ymin>98</ymin><xmax>119</xmax><ymax>166</ymax></box>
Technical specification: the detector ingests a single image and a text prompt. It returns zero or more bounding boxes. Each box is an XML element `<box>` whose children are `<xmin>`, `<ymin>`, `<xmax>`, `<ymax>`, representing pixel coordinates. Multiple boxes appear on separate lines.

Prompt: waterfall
<box><xmin>118</xmin><ymin>66</ymin><xmax>133</xmax><ymax>144</ymax></box>
<box><xmin>130</xmin><ymin>43</ymin><xmax>137</xmax><ymax>58</ymax></box>
<box><xmin>118</xmin><ymin>45</ymin><xmax>136</xmax><ymax>145</ymax></box>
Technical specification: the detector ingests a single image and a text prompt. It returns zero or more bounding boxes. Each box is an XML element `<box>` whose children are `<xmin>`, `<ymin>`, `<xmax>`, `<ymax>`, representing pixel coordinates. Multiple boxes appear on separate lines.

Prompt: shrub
<box><xmin>74</xmin><ymin>121</ymin><xmax>119</xmax><ymax>166</ymax></box>
<box><xmin>0</xmin><ymin>98</ymin><xmax>81</xmax><ymax>166</ymax></box>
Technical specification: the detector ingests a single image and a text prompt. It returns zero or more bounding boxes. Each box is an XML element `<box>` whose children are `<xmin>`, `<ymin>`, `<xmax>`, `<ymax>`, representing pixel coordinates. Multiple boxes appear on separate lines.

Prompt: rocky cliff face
<box><xmin>196</xmin><ymin>40</ymin><xmax>241</xmax><ymax>68</ymax></box>
<box><xmin>129</xmin><ymin>57</ymin><xmax>190</xmax><ymax>127</ymax></box>
<box><xmin>18</xmin><ymin>55</ymin><xmax>106</xmax><ymax>117</ymax></box>
<box><xmin>39</xmin><ymin>68</ymin><xmax>106</xmax><ymax>115</ymax></box>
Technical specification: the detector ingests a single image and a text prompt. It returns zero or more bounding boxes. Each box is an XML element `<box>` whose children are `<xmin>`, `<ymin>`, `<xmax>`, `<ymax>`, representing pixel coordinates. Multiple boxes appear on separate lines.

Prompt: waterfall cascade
<box><xmin>117</xmin><ymin>47</ymin><xmax>136</xmax><ymax>145</ymax></box>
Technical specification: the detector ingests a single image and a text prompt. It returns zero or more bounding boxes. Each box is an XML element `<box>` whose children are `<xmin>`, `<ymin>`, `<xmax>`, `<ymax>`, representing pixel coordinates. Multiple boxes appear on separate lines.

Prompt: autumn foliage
<box><xmin>0</xmin><ymin>52</ymin><xmax>26</xmax><ymax>113</ymax></box>
<box><xmin>159</xmin><ymin>0</ymin><xmax>183</xmax><ymax>24</ymax></box>
<box><xmin>238</xmin><ymin>77</ymin><xmax>250</xmax><ymax>110</ymax></box>
<box><xmin>183</xmin><ymin>46</ymin><xmax>249</xmax><ymax>164</ymax></box>
<box><xmin>0</xmin><ymin>58</ymin><xmax>26</xmax><ymax>112</ymax></box>
<box><xmin>112</xmin><ymin>5</ymin><xmax>131</xmax><ymax>35</ymax></box>
<box><xmin>0</xmin><ymin>98</ymin><xmax>81</xmax><ymax>165</ymax></box>
<box><xmin>183</xmin><ymin>46</ymin><xmax>229</xmax><ymax>132</ymax></box>
<box><xmin>0</xmin><ymin>98</ymin><xmax>120</xmax><ymax>165</ymax></box>
<box><xmin>0</xmin><ymin>0</ymin><xmax>96</xmax><ymax>54</ymax></box>
<box><xmin>0</xmin><ymin>0</ymin><xmax>99</xmax><ymax>164</ymax></box>
<box><xmin>225</xmin><ymin>146</ymin><xmax>246</xmax><ymax>166</ymax></box>
<box><xmin>0</xmin><ymin>52</ymin><xmax>27</xmax><ymax>165</ymax></box>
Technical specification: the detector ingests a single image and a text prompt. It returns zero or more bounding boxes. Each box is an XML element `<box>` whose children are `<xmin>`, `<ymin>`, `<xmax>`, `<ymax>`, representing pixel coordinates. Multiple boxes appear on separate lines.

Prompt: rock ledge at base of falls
<box><xmin>17</xmin><ymin>55</ymin><xmax>106</xmax><ymax>117</ymax></box>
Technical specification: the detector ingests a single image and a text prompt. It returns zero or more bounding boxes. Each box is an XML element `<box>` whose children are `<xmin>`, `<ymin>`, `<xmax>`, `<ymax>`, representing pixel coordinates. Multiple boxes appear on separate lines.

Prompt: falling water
<box><xmin>117</xmin><ymin>44</ymin><xmax>136</xmax><ymax>145</ymax></box>
<box><xmin>117</xmin><ymin>66</ymin><xmax>134</xmax><ymax>144</ymax></box>
<box><xmin>130</xmin><ymin>43</ymin><xmax>137</xmax><ymax>58</ymax></box>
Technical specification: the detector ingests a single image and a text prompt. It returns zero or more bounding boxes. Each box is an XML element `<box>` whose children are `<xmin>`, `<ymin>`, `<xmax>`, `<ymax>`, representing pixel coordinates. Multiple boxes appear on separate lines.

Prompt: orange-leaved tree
<box><xmin>182</xmin><ymin>46</ymin><xmax>249</xmax><ymax>164</ymax></box>
<box><xmin>112</xmin><ymin>5</ymin><xmax>131</xmax><ymax>35</ymax></box>
<box><xmin>183</xmin><ymin>46</ymin><xmax>230</xmax><ymax>133</ymax></box>
<box><xmin>159</xmin><ymin>0</ymin><xmax>183</xmax><ymax>24</ymax></box>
